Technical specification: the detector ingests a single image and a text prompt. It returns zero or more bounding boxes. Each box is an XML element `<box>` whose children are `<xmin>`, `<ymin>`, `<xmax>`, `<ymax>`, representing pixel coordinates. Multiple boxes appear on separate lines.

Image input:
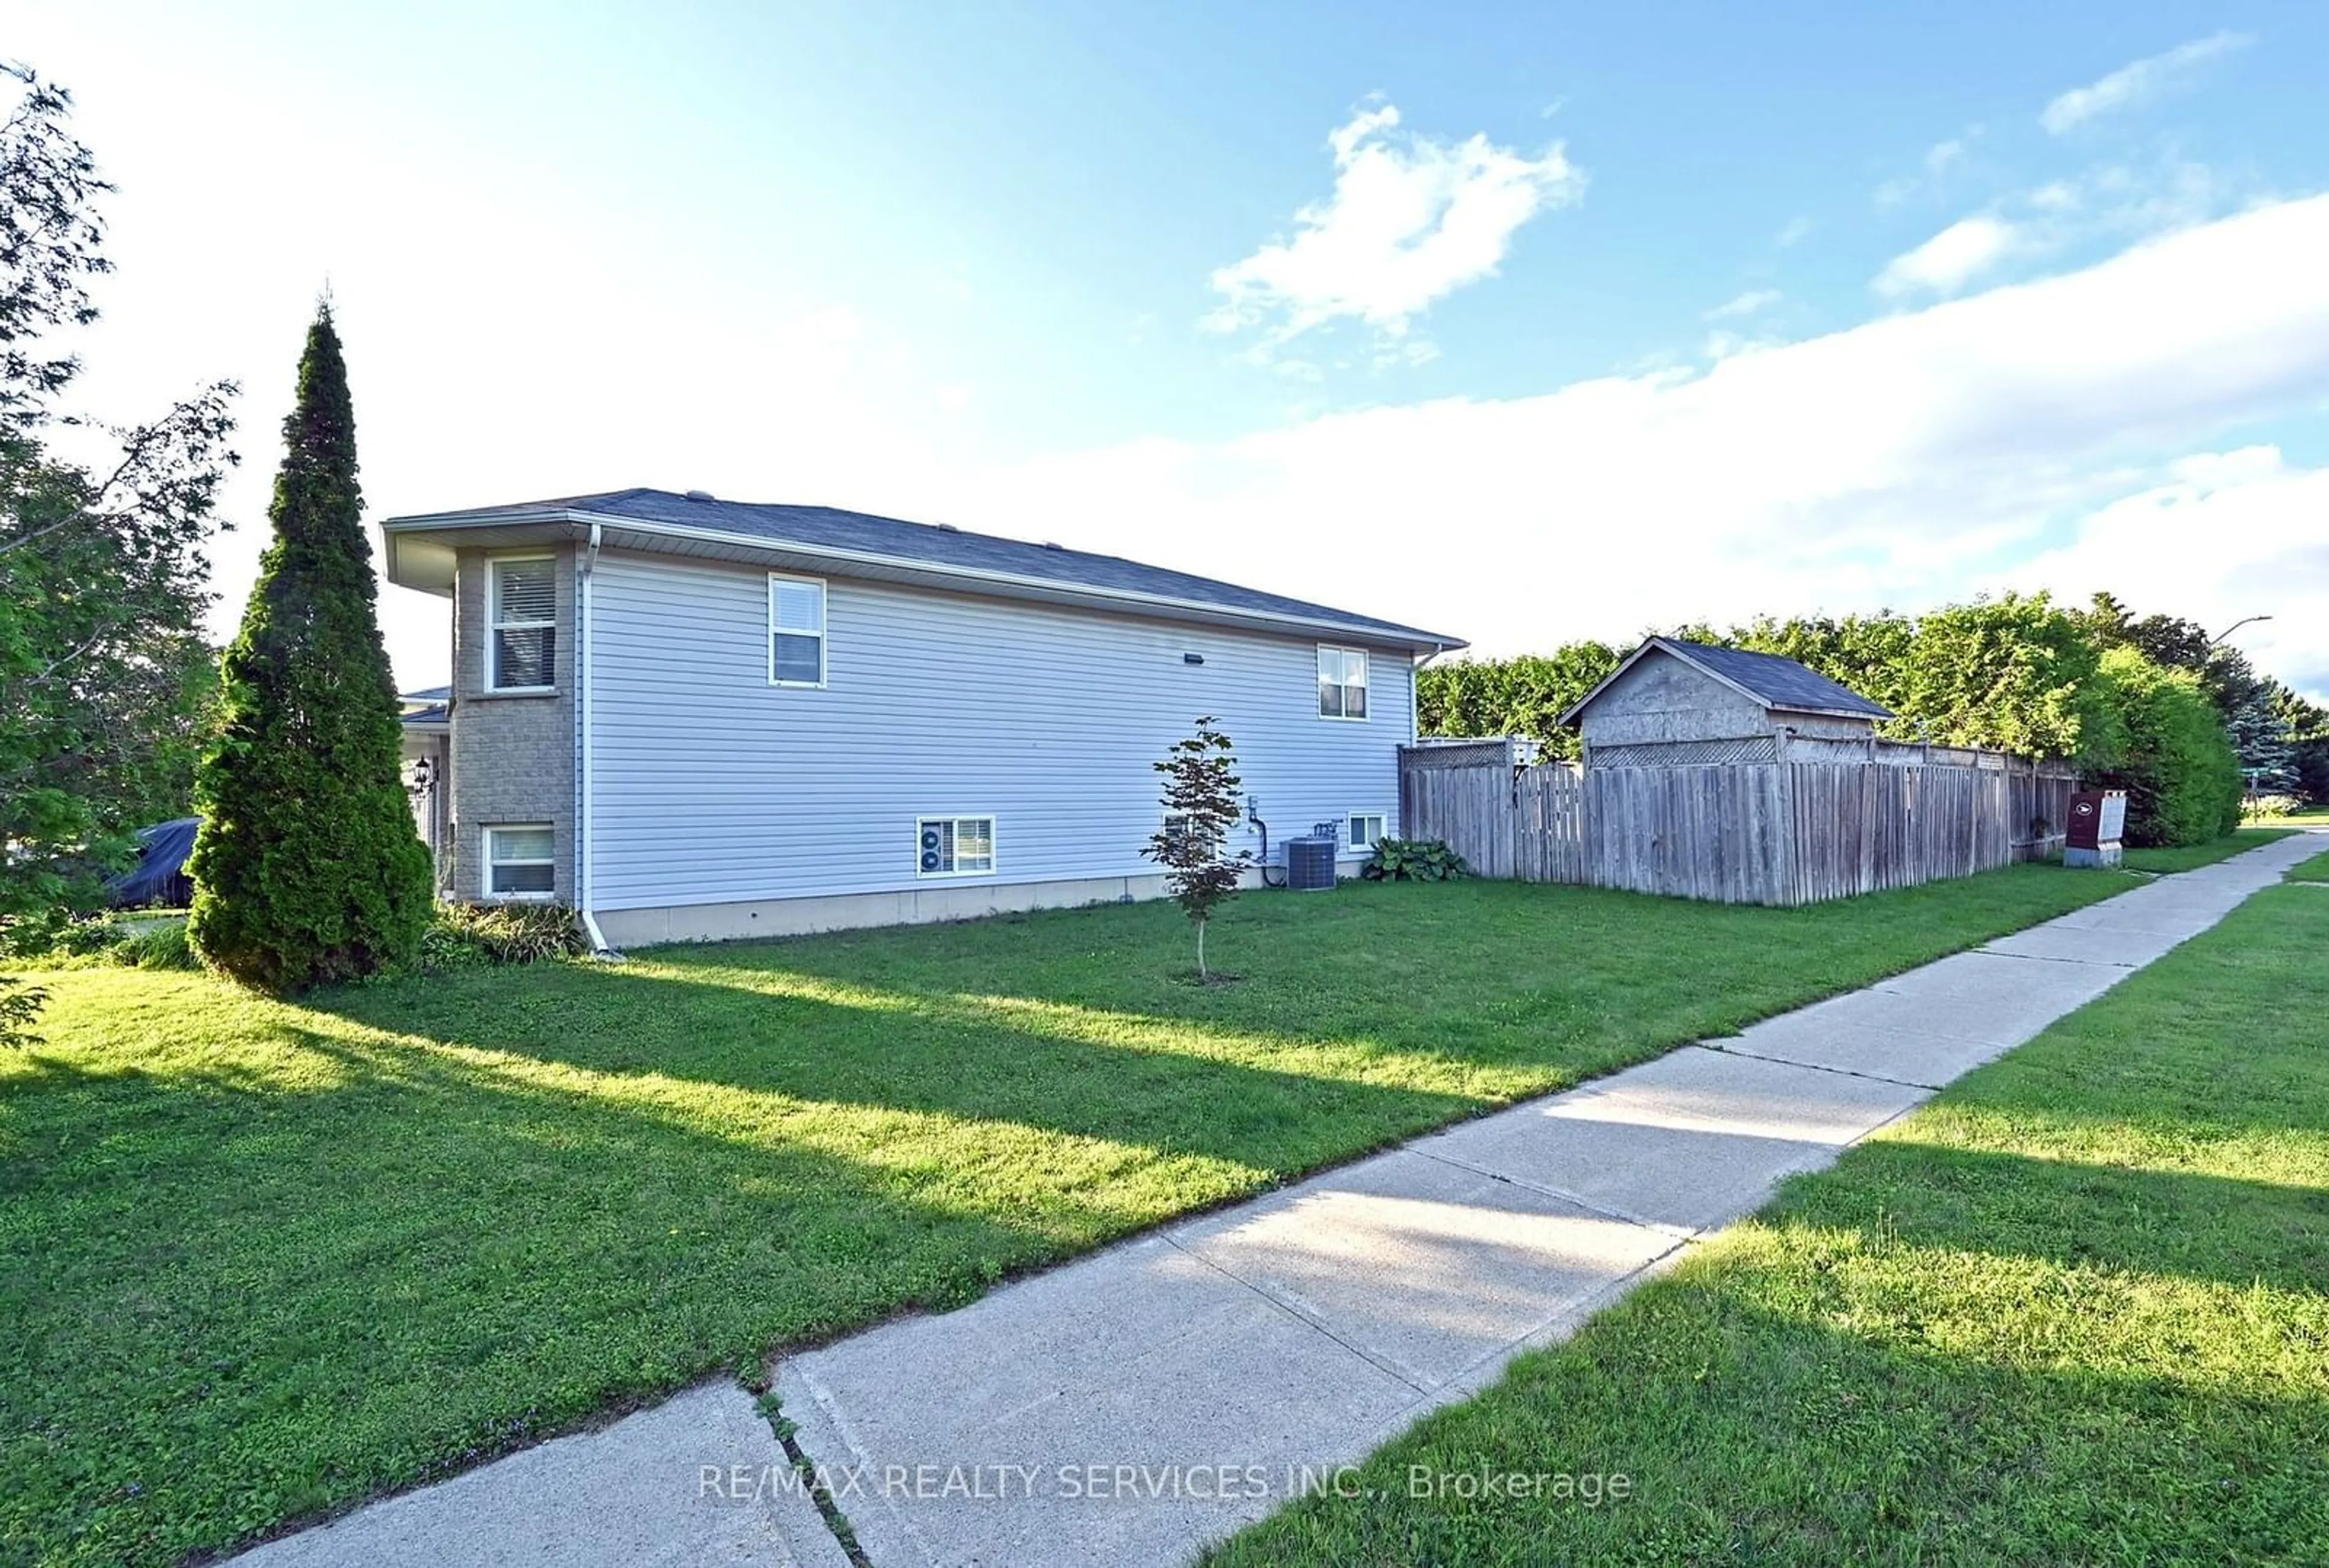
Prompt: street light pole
<box><xmin>2208</xmin><ymin>614</ymin><xmax>2273</xmax><ymax>648</ymax></box>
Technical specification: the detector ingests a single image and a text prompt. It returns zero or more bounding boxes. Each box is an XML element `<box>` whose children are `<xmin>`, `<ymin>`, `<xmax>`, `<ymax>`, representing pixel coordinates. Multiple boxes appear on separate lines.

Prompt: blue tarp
<box><xmin>106</xmin><ymin>817</ymin><xmax>198</xmax><ymax>908</ymax></box>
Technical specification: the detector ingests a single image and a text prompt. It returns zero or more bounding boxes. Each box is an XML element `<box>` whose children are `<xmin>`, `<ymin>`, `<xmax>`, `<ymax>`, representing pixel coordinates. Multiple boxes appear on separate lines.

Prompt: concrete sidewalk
<box><xmin>233</xmin><ymin>833</ymin><xmax>2320</xmax><ymax>1568</ymax></box>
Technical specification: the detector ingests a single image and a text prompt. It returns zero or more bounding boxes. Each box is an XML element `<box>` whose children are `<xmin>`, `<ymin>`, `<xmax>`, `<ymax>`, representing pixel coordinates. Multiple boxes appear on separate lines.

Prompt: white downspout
<box><xmin>576</xmin><ymin>522</ymin><xmax>618</xmax><ymax>957</ymax></box>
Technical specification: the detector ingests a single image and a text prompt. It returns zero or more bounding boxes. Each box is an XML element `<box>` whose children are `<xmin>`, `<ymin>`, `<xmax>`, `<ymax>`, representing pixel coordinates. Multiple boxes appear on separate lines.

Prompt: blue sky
<box><xmin>18</xmin><ymin>2</ymin><xmax>2329</xmax><ymax>696</ymax></box>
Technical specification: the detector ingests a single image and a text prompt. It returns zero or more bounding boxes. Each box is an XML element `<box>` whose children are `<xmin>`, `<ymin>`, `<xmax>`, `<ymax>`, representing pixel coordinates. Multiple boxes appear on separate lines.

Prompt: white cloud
<box><xmin>1874</xmin><ymin>214</ymin><xmax>2022</xmax><ymax>297</ymax></box>
<box><xmin>1878</xmin><ymin>156</ymin><xmax>2244</xmax><ymax>302</ymax></box>
<box><xmin>2041</xmin><ymin>32</ymin><xmax>2251</xmax><ymax>134</ymax></box>
<box><xmin>2017</xmin><ymin>448</ymin><xmax>2329</xmax><ymax>695</ymax></box>
<box><xmin>1876</xmin><ymin>136</ymin><xmax>1972</xmax><ymax>207</ymax></box>
<box><xmin>1775</xmin><ymin>216</ymin><xmax>1813</xmax><ymax>249</ymax></box>
<box><xmin>947</xmin><ymin>195</ymin><xmax>2329</xmax><ymax>701</ymax></box>
<box><xmin>1205</xmin><ymin>102</ymin><xmax>1584</xmax><ymax>351</ymax></box>
<box><xmin>1705</xmin><ymin>289</ymin><xmax>1781</xmax><ymax>321</ymax></box>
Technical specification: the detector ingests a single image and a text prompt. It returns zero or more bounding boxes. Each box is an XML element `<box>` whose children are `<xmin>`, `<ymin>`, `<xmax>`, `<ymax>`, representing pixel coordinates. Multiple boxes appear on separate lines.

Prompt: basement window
<box><xmin>1348</xmin><ymin>813</ymin><xmax>1386</xmax><ymax>849</ymax></box>
<box><xmin>1317</xmin><ymin>645</ymin><xmax>1368</xmax><ymax>719</ymax></box>
<box><xmin>488</xmin><ymin>557</ymin><xmax>557</xmax><ymax>691</ymax></box>
<box><xmin>485</xmin><ymin>824</ymin><xmax>556</xmax><ymax>898</ymax></box>
<box><xmin>917</xmin><ymin>816</ymin><xmax>995</xmax><ymax>877</ymax></box>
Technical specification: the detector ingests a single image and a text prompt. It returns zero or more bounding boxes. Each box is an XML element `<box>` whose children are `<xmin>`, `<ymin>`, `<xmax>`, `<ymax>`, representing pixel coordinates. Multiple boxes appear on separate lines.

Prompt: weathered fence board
<box><xmin>1400</xmin><ymin>745</ymin><xmax>2078</xmax><ymax>906</ymax></box>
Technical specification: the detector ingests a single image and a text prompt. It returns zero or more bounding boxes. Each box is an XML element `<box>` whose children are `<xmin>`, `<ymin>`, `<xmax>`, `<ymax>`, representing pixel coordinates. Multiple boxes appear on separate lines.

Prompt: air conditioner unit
<box><xmin>1287</xmin><ymin>836</ymin><xmax>1337</xmax><ymax>892</ymax></box>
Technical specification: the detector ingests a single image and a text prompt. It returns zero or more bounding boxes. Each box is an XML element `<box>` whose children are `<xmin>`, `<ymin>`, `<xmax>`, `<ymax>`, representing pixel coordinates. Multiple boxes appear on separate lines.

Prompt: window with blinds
<box><xmin>489</xmin><ymin>557</ymin><xmax>557</xmax><ymax>691</ymax></box>
<box><xmin>916</xmin><ymin>816</ymin><xmax>995</xmax><ymax>877</ymax></box>
<box><xmin>1317</xmin><ymin>645</ymin><xmax>1368</xmax><ymax>719</ymax></box>
<box><xmin>768</xmin><ymin>574</ymin><xmax>827</xmax><ymax>686</ymax></box>
<box><xmin>485</xmin><ymin>824</ymin><xmax>556</xmax><ymax>897</ymax></box>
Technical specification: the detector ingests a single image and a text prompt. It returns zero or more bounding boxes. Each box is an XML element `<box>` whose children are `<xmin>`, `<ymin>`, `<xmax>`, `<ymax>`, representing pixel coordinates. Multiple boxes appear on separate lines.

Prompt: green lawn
<box><xmin>1213</xmin><ymin>884</ymin><xmax>2329</xmax><ymax>1567</ymax></box>
<box><xmin>2119</xmin><ymin>826</ymin><xmax>2296</xmax><ymax>873</ymax></box>
<box><xmin>0</xmin><ymin>868</ymin><xmax>2143</xmax><ymax>1565</ymax></box>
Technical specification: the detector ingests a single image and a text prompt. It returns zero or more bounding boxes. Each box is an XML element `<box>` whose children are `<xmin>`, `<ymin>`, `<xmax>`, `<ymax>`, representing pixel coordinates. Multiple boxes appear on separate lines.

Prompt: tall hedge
<box><xmin>187</xmin><ymin>305</ymin><xmax>432</xmax><ymax>990</ymax></box>
<box><xmin>1419</xmin><ymin>594</ymin><xmax>2120</xmax><ymax>765</ymax></box>
<box><xmin>2088</xmin><ymin>647</ymin><xmax>2244</xmax><ymax>847</ymax></box>
<box><xmin>1416</xmin><ymin>642</ymin><xmax>1620</xmax><ymax>759</ymax></box>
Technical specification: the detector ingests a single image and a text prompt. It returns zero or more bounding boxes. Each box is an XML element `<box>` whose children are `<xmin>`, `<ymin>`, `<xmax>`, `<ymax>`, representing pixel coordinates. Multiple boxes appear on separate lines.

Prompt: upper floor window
<box><xmin>1318</xmin><ymin>645</ymin><xmax>1368</xmax><ymax>719</ymax></box>
<box><xmin>770</xmin><ymin>574</ymin><xmax>828</xmax><ymax>687</ymax></box>
<box><xmin>488</xmin><ymin>557</ymin><xmax>557</xmax><ymax>691</ymax></box>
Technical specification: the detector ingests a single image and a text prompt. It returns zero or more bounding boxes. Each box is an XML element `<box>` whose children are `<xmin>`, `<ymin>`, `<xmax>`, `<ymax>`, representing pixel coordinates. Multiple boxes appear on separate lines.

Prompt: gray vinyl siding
<box><xmin>588</xmin><ymin>551</ymin><xmax>1413</xmax><ymax>909</ymax></box>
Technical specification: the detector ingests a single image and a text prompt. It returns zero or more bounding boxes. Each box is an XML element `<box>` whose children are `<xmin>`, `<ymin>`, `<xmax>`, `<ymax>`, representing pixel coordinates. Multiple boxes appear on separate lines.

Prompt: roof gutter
<box><xmin>383</xmin><ymin>507</ymin><xmax>1467</xmax><ymax>656</ymax></box>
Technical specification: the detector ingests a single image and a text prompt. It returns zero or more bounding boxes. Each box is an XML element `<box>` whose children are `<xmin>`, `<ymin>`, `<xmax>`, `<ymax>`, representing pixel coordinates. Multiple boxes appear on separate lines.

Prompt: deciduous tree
<box><xmin>1142</xmin><ymin>718</ymin><xmax>1248</xmax><ymax>981</ymax></box>
<box><xmin>1</xmin><ymin>64</ymin><xmax>235</xmax><ymax>1041</ymax></box>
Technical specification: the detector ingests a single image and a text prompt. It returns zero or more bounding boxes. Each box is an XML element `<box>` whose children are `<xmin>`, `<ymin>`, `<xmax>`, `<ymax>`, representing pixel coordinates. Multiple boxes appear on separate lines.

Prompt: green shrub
<box><xmin>2243</xmin><ymin>793</ymin><xmax>2305</xmax><ymax>822</ymax></box>
<box><xmin>1362</xmin><ymin>838</ymin><xmax>1470</xmax><ymax>881</ymax></box>
<box><xmin>0</xmin><ymin>914</ymin><xmax>198</xmax><ymax>973</ymax></box>
<box><xmin>49</xmin><ymin>915</ymin><xmax>130</xmax><ymax>958</ymax></box>
<box><xmin>119</xmin><ymin>918</ymin><xmax>197</xmax><ymax>971</ymax></box>
<box><xmin>414</xmin><ymin>918</ymin><xmax>491</xmax><ymax>975</ymax></box>
<box><xmin>422</xmin><ymin>903</ymin><xmax>588</xmax><ymax>971</ymax></box>
<box><xmin>2089</xmin><ymin>647</ymin><xmax>2245</xmax><ymax>847</ymax></box>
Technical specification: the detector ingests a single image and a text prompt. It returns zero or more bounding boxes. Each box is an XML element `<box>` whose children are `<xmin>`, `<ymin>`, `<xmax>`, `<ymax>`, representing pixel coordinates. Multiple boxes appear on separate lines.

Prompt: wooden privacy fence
<box><xmin>1400</xmin><ymin>748</ymin><xmax>2079</xmax><ymax>906</ymax></box>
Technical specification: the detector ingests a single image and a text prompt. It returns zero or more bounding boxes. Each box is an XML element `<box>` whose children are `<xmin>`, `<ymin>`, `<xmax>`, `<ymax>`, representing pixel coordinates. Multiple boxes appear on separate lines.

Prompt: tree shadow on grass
<box><xmin>1214</xmin><ymin>1143</ymin><xmax>2329</xmax><ymax>1567</ymax></box>
<box><xmin>0</xmin><ymin>1033</ymin><xmax>1174</xmax><ymax>1567</ymax></box>
<box><xmin>314</xmin><ymin>958</ymin><xmax>1490</xmax><ymax>1179</ymax></box>
<box><xmin>1216</xmin><ymin>1282</ymin><xmax>2329</xmax><ymax>1568</ymax></box>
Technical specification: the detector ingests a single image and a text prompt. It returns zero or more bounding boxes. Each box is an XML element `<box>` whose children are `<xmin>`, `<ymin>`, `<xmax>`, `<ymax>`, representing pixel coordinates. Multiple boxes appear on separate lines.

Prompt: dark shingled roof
<box><xmin>1660</xmin><ymin>639</ymin><xmax>1893</xmax><ymax>718</ymax></box>
<box><xmin>397</xmin><ymin>488</ymin><xmax>1461</xmax><ymax>649</ymax></box>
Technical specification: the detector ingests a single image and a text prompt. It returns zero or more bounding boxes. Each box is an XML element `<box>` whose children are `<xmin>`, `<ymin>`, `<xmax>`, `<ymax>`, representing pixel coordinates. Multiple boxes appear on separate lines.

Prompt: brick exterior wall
<box><xmin>449</xmin><ymin>543</ymin><xmax>576</xmax><ymax>902</ymax></box>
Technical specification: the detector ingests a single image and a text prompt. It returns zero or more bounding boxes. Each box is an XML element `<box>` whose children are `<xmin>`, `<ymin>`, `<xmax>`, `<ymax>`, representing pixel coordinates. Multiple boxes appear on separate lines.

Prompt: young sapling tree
<box><xmin>1142</xmin><ymin>717</ymin><xmax>1249</xmax><ymax>981</ymax></box>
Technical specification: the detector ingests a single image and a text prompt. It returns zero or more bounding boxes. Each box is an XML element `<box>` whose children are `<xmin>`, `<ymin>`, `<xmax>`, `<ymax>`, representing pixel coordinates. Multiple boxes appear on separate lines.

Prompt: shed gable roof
<box><xmin>1558</xmin><ymin>637</ymin><xmax>1894</xmax><ymax>726</ymax></box>
<box><xmin>383</xmin><ymin>488</ymin><xmax>1464</xmax><ymax>653</ymax></box>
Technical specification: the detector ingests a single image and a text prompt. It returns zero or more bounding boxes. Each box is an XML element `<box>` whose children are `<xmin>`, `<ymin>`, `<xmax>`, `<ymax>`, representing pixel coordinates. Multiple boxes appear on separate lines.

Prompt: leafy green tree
<box><xmin>1886</xmin><ymin>594</ymin><xmax>2119</xmax><ymax>761</ymax></box>
<box><xmin>187</xmin><ymin>305</ymin><xmax>431</xmax><ymax>991</ymax></box>
<box><xmin>2088</xmin><ymin>647</ymin><xmax>2243</xmax><ymax>846</ymax></box>
<box><xmin>2272</xmin><ymin>684</ymin><xmax>2329</xmax><ymax>804</ymax></box>
<box><xmin>1701</xmin><ymin>596</ymin><xmax>2113</xmax><ymax>761</ymax></box>
<box><xmin>2086</xmin><ymin>593</ymin><xmax>2294</xmax><ymax>788</ymax></box>
<box><xmin>1</xmin><ymin>64</ymin><xmax>235</xmax><ymax>1042</ymax></box>
<box><xmin>1141</xmin><ymin>718</ymin><xmax>1248</xmax><ymax>981</ymax></box>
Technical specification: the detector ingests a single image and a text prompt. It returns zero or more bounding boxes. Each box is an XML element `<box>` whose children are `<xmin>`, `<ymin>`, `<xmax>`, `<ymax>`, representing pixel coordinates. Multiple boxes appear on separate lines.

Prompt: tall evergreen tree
<box><xmin>187</xmin><ymin>304</ymin><xmax>430</xmax><ymax>991</ymax></box>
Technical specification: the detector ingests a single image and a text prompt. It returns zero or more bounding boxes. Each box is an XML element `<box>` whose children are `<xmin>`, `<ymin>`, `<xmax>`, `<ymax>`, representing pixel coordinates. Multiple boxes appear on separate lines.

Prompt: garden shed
<box><xmin>1558</xmin><ymin>638</ymin><xmax>1894</xmax><ymax>767</ymax></box>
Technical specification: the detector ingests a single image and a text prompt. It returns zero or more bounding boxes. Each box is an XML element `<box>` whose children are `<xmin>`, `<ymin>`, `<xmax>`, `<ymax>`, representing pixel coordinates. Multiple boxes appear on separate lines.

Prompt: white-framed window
<box><xmin>1318</xmin><ymin>645</ymin><xmax>1369</xmax><ymax>719</ymax></box>
<box><xmin>916</xmin><ymin>815</ymin><xmax>995</xmax><ymax>877</ymax></box>
<box><xmin>769</xmin><ymin>573</ymin><xmax>827</xmax><ymax>687</ymax></box>
<box><xmin>484</xmin><ymin>824</ymin><xmax>556</xmax><ymax>898</ymax></box>
<box><xmin>1348</xmin><ymin>812</ymin><xmax>1386</xmax><ymax>849</ymax></box>
<box><xmin>488</xmin><ymin>556</ymin><xmax>557</xmax><ymax>692</ymax></box>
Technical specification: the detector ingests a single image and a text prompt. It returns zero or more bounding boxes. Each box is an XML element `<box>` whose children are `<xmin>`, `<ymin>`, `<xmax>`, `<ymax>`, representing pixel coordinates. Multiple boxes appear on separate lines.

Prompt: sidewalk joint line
<box><xmin>1158</xmin><ymin>1232</ymin><xmax>1439</xmax><ymax>1396</ymax></box>
<box><xmin>753</xmin><ymin>1376</ymin><xmax>876</xmax><ymax>1568</ymax></box>
<box><xmin>1973</xmin><ymin>946</ymin><xmax>2136</xmax><ymax>969</ymax></box>
<box><xmin>1705</xmin><ymin>1041</ymin><xmax>1943</xmax><ymax>1091</ymax></box>
<box><xmin>1403</xmin><ymin>1144</ymin><xmax>1692</xmax><ymax>1237</ymax></box>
